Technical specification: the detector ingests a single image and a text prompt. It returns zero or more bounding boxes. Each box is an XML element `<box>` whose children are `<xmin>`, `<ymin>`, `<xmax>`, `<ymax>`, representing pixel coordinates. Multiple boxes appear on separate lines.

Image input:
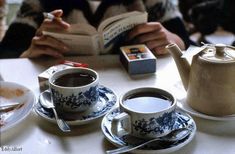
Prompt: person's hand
<box><xmin>128</xmin><ymin>22</ymin><xmax>185</xmax><ymax>56</ymax></box>
<box><xmin>20</xmin><ymin>10</ymin><xmax>70</xmax><ymax>58</ymax></box>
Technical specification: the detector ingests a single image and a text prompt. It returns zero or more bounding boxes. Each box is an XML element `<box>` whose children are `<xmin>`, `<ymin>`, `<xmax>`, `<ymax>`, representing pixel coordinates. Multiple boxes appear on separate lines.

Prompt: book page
<box><xmin>68</xmin><ymin>23</ymin><xmax>97</xmax><ymax>35</ymax></box>
<box><xmin>97</xmin><ymin>11</ymin><xmax>147</xmax><ymax>32</ymax></box>
<box><xmin>42</xmin><ymin>31</ymin><xmax>101</xmax><ymax>55</ymax></box>
<box><xmin>99</xmin><ymin>12</ymin><xmax>148</xmax><ymax>54</ymax></box>
<box><xmin>44</xmin><ymin>23</ymin><xmax>98</xmax><ymax>36</ymax></box>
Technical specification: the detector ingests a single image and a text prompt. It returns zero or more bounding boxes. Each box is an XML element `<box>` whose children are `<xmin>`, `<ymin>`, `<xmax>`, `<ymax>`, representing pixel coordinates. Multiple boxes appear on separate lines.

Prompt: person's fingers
<box><xmin>145</xmin><ymin>39</ymin><xmax>169</xmax><ymax>50</ymax></box>
<box><xmin>50</xmin><ymin>9</ymin><xmax>63</xmax><ymax>17</ymax></box>
<box><xmin>131</xmin><ymin>25</ymin><xmax>171</xmax><ymax>56</ymax></box>
<box><xmin>36</xmin><ymin>19</ymin><xmax>70</xmax><ymax>36</ymax></box>
<box><xmin>42</xmin><ymin>19</ymin><xmax>70</xmax><ymax>30</ymax></box>
<box><xmin>152</xmin><ymin>46</ymin><xmax>169</xmax><ymax>55</ymax></box>
<box><xmin>36</xmin><ymin>10</ymin><xmax>70</xmax><ymax>36</ymax></box>
<box><xmin>49</xmin><ymin>10</ymin><xmax>70</xmax><ymax>28</ymax></box>
<box><xmin>35</xmin><ymin>46</ymin><xmax>64</xmax><ymax>58</ymax></box>
<box><xmin>128</xmin><ymin>22</ymin><xmax>162</xmax><ymax>40</ymax></box>
<box><xmin>20</xmin><ymin>45</ymin><xmax>64</xmax><ymax>58</ymax></box>
<box><xmin>23</xmin><ymin>36</ymin><xmax>67</xmax><ymax>58</ymax></box>
<box><xmin>134</xmin><ymin>28</ymin><xmax>167</xmax><ymax>43</ymax></box>
<box><xmin>32</xmin><ymin>35</ymin><xmax>69</xmax><ymax>53</ymax></box>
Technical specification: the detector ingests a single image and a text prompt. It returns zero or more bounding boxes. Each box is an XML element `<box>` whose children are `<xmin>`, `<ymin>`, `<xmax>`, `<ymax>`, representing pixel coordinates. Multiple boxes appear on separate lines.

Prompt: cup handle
<box><xmin>111</xmin><ymin>112</ymin><xmax>131</xmax><ymax>137</ymax></box>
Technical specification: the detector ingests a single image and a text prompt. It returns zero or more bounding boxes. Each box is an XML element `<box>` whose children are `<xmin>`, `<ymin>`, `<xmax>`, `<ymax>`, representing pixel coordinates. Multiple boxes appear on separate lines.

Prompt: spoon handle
<box><xmin>106</xmin><ymin>138</ymin><xmax>161</xmax><ymax>154</ymax></box>
<box><xmin>52</xmin><ymin>108</ymin><xmax>71</xmax><ymax>132</ymax></box>
<box><xmin>106</xmin><ymin>128</ymin><xmax>190</xmax><ymax>154</ymax></box>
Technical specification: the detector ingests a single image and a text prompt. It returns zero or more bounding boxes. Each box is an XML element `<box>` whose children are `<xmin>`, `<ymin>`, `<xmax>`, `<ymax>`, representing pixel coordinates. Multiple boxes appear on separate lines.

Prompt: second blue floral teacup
<box><xmin>49</xmin><ymin>67</ymin><xmax>99</xmax><ymax>113</ymax></box>
<box><xmin>111</xmin><ymin>87</ymin><xmax>177</xmax><ymax>139</ymax></box>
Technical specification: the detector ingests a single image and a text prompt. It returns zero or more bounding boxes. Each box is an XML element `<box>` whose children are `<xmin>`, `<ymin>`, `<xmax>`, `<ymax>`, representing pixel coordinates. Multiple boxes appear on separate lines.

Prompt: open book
<box><xmin>43</xmin><ymin>11</ymin><xmax>148</xmax><ymax>55</ymax></box>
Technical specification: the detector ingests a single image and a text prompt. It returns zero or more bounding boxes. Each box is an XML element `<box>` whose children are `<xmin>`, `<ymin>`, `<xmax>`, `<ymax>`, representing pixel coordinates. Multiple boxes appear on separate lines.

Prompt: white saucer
<box><xmin>101</xmin><ymin>108</ymin><xmax>196</xmax><ymax>154</ymax></box>
<box><xmin>177</xmin><ymin>98</ymin><xmax>235</xmax><ymax>121</ymax></box>
<box><xmin>35</xmin><ymin>85</ymin><xmax>117</xmax><ymax>125</ymax></box>
<box><xmin>0</xmin><ymin>81</ymin><xmax>35</xmax><ymax>132</ymax></box>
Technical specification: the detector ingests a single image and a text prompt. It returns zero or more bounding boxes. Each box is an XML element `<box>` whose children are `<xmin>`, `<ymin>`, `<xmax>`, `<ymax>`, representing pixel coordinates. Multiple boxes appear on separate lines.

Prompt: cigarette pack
<box><xmin>38</xmin><ymin>64</ymin><xmax>73</xmax><ymax>91</ymax></box>
<box><xmin>120</xmin><ymin>44</ymin><xmax>156</xmax><ymax>75</ymax></box>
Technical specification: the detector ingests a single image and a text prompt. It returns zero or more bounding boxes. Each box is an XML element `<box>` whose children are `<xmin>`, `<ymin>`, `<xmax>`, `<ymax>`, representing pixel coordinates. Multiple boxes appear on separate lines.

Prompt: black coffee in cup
<box><xmin>123</xmin><ymin>92</ymin><xmax>173</xmax><ymax>113</ymax></box>
<box><xmin>53</xmin><ymin>72</ymin><xmax>96</xmax><ymax>87</ymax></box>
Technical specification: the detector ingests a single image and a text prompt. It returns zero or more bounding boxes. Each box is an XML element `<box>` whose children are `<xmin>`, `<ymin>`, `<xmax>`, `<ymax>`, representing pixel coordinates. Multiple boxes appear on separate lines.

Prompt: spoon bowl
<box><xmin>39</xmin><ymin>90</ymin><xmax>71</xmax><ymax>132</ymax></box>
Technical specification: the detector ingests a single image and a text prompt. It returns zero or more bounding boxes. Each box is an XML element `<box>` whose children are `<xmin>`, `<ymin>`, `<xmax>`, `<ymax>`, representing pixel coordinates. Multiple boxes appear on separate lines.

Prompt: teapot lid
<box><xmin>200</xmin><ymin>44</ymin><xmax>235</xmax><ymax>63</ymax></box>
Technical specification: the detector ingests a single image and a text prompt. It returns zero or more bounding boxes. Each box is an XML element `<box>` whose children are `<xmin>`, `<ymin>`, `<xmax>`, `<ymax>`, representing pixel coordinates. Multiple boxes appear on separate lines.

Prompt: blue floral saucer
<box><xmin>35</xmin><ymin>85</ymin><xmax>117</xmax><ymax>125</ymax></box>
<box><xmin>101</xmin><ymin>108</ymin><xmax>196</xmax><ymax>154</ymax></box>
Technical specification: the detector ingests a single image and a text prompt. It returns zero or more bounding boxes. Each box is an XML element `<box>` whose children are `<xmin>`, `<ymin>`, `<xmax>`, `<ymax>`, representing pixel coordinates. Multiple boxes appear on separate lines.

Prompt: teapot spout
<box><xmin>166</xmin><ymin>43</ymin><xmax>190</xmax><ymax>91</ymax></box>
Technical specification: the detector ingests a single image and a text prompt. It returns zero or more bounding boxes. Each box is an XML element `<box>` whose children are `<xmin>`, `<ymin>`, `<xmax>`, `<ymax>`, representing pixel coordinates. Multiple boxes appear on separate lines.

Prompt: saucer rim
<box><xmin>101</xmin><ymin>107</ymin><xmax>197</xmax><ymax>154</ymax></box>
<box><xmin>177</xmin><ymin>99</ymin><xmax>235</xmax><ymax>121</ymax></box>
<box><xmin>34</xmin><ymin>85</ymin><xmax>117</xmax><ymax>125</ymax></box>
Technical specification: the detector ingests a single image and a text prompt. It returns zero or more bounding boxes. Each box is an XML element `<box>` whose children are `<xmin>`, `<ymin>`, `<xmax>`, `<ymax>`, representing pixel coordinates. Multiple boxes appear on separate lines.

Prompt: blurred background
<box><xmin>6</xmin><ymin>0</ymin><xmax>22</xmax><ymax>24</ymax></box>
<box><xmin>0</xmin><ymin>0</ymin><xmax>22</xmax><ymax>40</ymax></box>
<box><xmin>0</xmin><ymin>0</ymin><xmax>234</xmax><ymax>45</ymax></box>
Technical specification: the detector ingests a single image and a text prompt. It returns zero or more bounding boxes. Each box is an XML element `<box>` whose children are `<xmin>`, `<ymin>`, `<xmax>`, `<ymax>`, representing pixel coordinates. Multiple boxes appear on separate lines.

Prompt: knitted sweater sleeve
<box><xmin>145</xmin><ymin>0</ymin><xmax>196</xmax><ymax>48</ymax></box>
<box><xmin>162</xmin><ymin>17</ymin><xmax>196</xmax><ymax>48</ymax></box>
<box><xmin>0</xmin><ymin>0</ymin><xmax>44</xmax><ymax>58</ymax></box>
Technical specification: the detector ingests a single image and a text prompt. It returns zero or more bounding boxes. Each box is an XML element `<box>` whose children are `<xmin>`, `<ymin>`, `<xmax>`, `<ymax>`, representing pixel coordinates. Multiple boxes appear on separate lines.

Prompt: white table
<box><xmin>1</xmin><ymin>55</ymin><xmax>235</xmax><ymax>154</ymax></box>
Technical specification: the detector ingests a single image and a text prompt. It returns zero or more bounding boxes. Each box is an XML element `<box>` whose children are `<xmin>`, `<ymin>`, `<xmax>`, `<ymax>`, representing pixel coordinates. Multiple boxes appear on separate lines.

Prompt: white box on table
<box><xmin>120</xmin><ymin>44</ymin><xmax>157</xmax><ymax>75</ymax></box>
<box><xmin>38</xmin><ymin>64</ymin><xmax>73</xmax><ymax>91</ymax></box>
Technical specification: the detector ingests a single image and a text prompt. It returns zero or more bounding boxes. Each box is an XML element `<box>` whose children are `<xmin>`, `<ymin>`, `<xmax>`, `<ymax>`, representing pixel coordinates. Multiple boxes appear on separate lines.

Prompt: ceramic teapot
<box><xmin>166</xmin><ymin>43</ymin><xmax>235</xmax><ymax>116</ymax></box>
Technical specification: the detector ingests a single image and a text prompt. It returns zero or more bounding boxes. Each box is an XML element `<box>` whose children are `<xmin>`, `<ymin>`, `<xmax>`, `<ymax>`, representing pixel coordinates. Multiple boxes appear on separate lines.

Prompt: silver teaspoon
<box><xmin>39</xmin><ymin>90</ymin><xmax>71</xmax><ymax>132</ymax></box>
<box><xmin>0</xmin><ymin>102</ymin><xmax>20</xmax><ymax>112</ymax></box>
<box><xmin>106</xmin><ymin>127</ymin><xmax>190</xmax><ymax>154</ymax></box>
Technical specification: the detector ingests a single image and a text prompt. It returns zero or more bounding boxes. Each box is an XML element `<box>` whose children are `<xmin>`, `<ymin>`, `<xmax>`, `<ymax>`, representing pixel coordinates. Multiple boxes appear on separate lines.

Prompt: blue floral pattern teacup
<box><xmin>49</xmin><ymin>68</ymin><xmax>99</xmax><ymax>113</ymax></box>
<box><xmin>111</xmin><ymin>87</ymin><xmax>177</xmax><ymax>139</ymax></box>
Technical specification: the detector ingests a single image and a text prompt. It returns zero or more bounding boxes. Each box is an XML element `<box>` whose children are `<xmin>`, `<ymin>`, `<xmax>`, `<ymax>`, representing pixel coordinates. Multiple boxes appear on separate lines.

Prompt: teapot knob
<box><xmin>215</xmin><ymin>44</ymin><xmax>226</xmax><ymax>56</ymax></box>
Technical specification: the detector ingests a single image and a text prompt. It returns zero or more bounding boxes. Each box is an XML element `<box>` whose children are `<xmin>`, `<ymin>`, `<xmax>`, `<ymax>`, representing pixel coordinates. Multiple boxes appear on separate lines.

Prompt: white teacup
<box><xmin>49</xmin><ymin>67</ymin><xmax>99</xmax><ymax>113</ymax></box>
<box><xmin>111</xmin><ymin>87</ymin><xmax>177</xmax><ymax>139</ymax></box>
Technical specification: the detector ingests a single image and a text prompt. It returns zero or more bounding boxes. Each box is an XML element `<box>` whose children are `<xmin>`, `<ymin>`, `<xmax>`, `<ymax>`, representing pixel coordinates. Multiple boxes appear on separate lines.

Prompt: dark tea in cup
<box><xmin>53</xmin><ymin>72</ymin><xmax>96</xmax><ymax>87</ymax></box>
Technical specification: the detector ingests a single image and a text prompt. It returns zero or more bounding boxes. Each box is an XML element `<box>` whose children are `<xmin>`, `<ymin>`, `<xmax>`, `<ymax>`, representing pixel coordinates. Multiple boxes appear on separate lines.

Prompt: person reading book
<box><xmin>0</xmin><ymin>0</ymin><xmax>195</xmax><ymax>58</ymax></box>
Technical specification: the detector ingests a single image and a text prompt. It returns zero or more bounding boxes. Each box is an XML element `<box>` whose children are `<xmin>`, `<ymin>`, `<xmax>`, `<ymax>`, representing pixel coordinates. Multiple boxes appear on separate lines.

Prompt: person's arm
<box><xmin>127</xmin><ymin>22</ymin><xmax>186</xmax><ymax>56</ymax></box>
<box><xmin>0</xmin><ymin>23</ymin><xmax>37</xmax><ymax>58</ymax></box>
<box><xmin>162</xmin><ymin>17</ymin><xmax>197</xmax><ymax>49</ymax></box>
<box><xmin>20</xmin><ymin>9</ymin><xmax>70</xmax><ymax>58</ymax></box>
<box><xmin>127</xmin><ymin>0</ymin><xmax>196</xmax><ymax>56</ymax></box>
